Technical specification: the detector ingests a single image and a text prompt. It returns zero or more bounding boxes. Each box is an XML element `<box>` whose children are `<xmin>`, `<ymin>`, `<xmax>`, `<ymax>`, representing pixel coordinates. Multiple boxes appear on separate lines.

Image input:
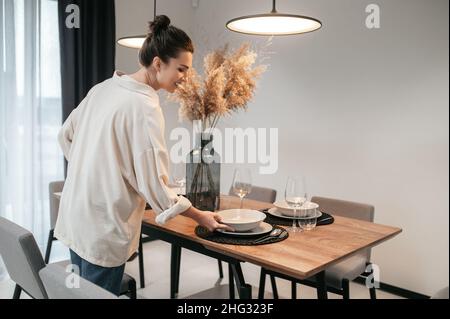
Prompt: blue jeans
<box><xmin>69</xmin><ymin>249</ymin><xmax>125</xmax><ymax>296</ymax></box>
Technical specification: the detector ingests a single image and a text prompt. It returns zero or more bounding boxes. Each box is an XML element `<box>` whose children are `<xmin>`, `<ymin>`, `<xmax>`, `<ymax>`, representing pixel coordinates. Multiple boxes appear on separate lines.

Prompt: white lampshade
<box><xmin>227</xmin><ymin>14</ymin><xmax>321</xmax><ymax>36</ymax></box>
<box><xmin>226</xmin><ymin>0</ymin><xmax>321</xmax><ymax>36</ymax></box>
<box><xmin>117</xmin><ymin>36</ymin><xmax>146</xmax><ymax>49</ymax></box>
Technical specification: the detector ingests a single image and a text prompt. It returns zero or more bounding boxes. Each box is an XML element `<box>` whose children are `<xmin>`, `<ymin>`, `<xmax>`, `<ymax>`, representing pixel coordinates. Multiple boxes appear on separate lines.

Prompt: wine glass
<box><xmin>285</xmin><ymin>176</ymin><xmax>308</xmax><ymax>233</ymax></box>
<box><xmin>172</xmin><ymin>162</ymin><xmax>186</xmax><ymax>195</ymax></box>
<box><xmin>232</xmin><ymin>168</ymin><xmax>252</xmax><ymax>209</ymax></box>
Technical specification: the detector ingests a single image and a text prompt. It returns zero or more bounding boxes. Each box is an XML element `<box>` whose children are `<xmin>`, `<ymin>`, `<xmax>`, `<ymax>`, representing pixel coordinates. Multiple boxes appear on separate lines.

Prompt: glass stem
<box><xmin>239</xmin><ymin>196</ymin><xmax>244</xmax><ymax>209</ymax></box>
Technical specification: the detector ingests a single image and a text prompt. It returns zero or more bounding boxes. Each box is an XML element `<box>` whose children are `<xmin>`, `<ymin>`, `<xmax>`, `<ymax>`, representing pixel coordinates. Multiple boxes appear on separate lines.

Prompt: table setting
<box><xmin>194</xmin><ymin>170</ymin><xmax>334</xmax><ymax>246</ymax></box>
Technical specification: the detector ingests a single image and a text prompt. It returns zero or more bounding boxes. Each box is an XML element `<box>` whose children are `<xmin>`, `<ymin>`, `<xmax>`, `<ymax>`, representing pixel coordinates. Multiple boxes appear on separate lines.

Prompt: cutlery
<box><xmin>255</xmin><ymin>230</ymin><xmax>288</xmax><ymax>244</ymax></box>
<box><xmin>319</xmin><ymin>217</ymin><xmax>333</xmax><ymax>223</ymax></box>
<box><xmin>253</xmin><ymin>228</ymin><xmax>283</xmax><ymax>244</ymax></box>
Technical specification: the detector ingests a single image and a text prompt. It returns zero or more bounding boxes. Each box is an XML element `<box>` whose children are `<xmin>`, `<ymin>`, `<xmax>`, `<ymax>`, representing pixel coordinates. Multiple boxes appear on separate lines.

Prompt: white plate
<box><xmin>273</xmin><ymin>201</ymin><xmax>319</xmax><ymax>217</ymax></box>
<box><xmin>217</xmin><ymin>209</ymin><xmax>266</xmax><ymax>232</ymax></box>
<box><xmin>267</xmin><ymin>207</ymin><xmax>322</xmax><ymax>220</ymax></box>
<box><xmin>217</xmin><ymin>222</ymin><xmax>273</xmax><ymax>236</ymax></box>
<box><xmin>274</xmin><ymin>200</ymin><xmax>319</xmax><ymax>211</ymax></box>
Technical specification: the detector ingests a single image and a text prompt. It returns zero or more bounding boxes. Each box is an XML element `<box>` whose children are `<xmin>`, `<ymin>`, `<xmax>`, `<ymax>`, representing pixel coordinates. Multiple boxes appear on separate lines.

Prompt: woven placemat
<box><xmin>195</xmin><ymin>225</ymin><xmax>288</xmax><ymax>246</ymax></box>
<box><xmin>261</xmin><ymin>209</ymin><xmax>335</xmax><ymax>227</ymax></box>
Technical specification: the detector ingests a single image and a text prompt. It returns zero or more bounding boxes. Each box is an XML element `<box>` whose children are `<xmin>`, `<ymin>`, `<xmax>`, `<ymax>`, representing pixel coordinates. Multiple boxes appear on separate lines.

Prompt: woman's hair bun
<box><xmin>139</xmin><ymin>14</ymin><xmax>193</xmax><ymax>67</ymax></box>
<box><xmin>149</xmin><ymin>15</ymin><xmax>171</xmax><ymax>35</ymax></box>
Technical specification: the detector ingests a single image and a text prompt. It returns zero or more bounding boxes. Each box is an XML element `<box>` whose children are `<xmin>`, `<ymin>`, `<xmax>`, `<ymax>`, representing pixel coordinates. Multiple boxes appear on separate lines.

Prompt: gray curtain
<box><xmin>57</xmin><ymin>0</ymin><xmax>116</xmax><ymax>177</ymax></box>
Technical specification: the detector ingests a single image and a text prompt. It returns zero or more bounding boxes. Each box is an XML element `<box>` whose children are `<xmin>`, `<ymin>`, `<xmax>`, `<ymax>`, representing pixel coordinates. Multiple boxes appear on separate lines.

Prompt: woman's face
<box><xmin>155</xmin><ymin>51</ymin><xmax>193</xmax><ymax>93</ymax></box>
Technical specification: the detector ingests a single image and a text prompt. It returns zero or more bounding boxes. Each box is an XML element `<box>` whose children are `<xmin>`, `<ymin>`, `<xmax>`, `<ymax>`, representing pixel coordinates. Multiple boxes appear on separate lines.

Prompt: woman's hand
<box><xmin>195</xmin><ymin>210</ymin><xmax>235</xmax><ymax>232</ymax></box>
<box><xmin>182</xmin><ymin>207</ymin><xmax>234</xmax><ymax>232</ymax></box>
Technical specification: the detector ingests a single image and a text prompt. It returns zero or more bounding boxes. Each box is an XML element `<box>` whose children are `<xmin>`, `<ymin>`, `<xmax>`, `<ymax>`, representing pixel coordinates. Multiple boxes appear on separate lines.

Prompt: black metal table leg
<box><xmin>230</xmin><ymin>263</ymin><xmax>252</xmax><ymax>299</ymax></box>
<box><xmin>291</xmin><ymin>281</ymin><xmax>297</xmax><ymax>299</ymax></box>
<box><xmin>175</xmin><ymin>246</ymin><xmax>181</xmax><ymax>295</ymax></box>
<box><xmin>228</xmin><ymin>263</ymin><xmax>235</xmax><ymax>299</ymax></box>
<box><xmin>258</xmin><ymin>268</ymin><xmax>266</xmax><ymax>299</ymax></box>
<box><xmin>315</xmin><ymin>271</ymin><xmax>328</xmax><ymax>299</ymax></box>
<box><xmin>218</xmin><ymin>259</ymin><xmax>224</xmax><ymax>279</ymax></box>
<box><xmin>44</xmin><ymin>229</ymin><xmax>54</xmax><ymax>264</ymax></box>
<box><xmin>270</xmin><ymin>275</ymin><xmax>279</xmax><ymax>299</ymax></box>
<box><xmin>138</xmin><ymin>232</ymin><xmax>145</xmax><ymax>288</ymax></box>
<box><xmin>170</xmin><ymin>244</ymin><xmax>181</xmax><ymax>298</ymax></box>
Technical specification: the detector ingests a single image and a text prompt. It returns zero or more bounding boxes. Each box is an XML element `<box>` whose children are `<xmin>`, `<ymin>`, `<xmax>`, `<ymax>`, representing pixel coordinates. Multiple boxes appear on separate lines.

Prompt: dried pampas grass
<box><xmin>170</xmin><ymin>43</ymin><xmax>267</xmax><ymax>132</ymax></box>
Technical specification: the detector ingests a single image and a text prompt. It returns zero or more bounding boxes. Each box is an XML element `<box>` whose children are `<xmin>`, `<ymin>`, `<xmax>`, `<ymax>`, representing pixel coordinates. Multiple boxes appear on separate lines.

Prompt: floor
<box><xmin>0</xmin><ymin>239</ymin><xmax>403</xmax><ymax>299</ymax></box>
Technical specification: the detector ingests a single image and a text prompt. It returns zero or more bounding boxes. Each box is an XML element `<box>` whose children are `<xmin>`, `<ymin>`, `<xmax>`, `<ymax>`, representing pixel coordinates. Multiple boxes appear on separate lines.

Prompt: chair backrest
<box><xmin>0</xmin><ymin>217</ymin><xmax>47</xmax><ymax>299</ymax></box>
<box><xmin>39</xmin><ymin>264</ymin><xmax>119</xmax><ymax>299</ymax></box>
<box><xmin>311</xmin><ymin>196</ymin><xmax>374</xmax><ymax>222</ymax></box>
<box><xmin>311</xmin><ymin>196</ymin><xmax>375</xmax><ymax>262</ymax></box>
<box><xmin>49</xmin><ymin>181</ymin><xmax>64</xmax><ymax>230</ymax></box>
<box><xmin>228</xmin><ymin>185</ymin><xmax>277</xmax><ymax>203</ymax></box>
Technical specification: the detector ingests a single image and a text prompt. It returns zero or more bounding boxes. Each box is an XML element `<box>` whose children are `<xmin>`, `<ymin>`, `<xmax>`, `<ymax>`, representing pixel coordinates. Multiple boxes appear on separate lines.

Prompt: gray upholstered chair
<box><xmin>228</xmin><ymin>185</ymin><xmax>277</xmax><ymax>204</ymax></box>
<box><xmin>39</xmin><ymin>263</ymin><xmax>119</xmax><ymax>299</ymax></box>
<box><xmin>0</xmin><ymin>216</ymin><xmax>49</xmax><ymax>299</ymax></box>
<box><xmin>0</xmin><ymin>216</ymin><xmax>136</xmax><ymax>299</ymax></box>
<box><xmin>258</xmin><ymin>196</ymin><xmax>377</xmax><ymax>299</ymax></box>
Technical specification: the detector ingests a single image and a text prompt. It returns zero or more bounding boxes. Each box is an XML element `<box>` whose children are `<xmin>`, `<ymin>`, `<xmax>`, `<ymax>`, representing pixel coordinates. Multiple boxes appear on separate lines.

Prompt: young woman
<box><xmin>55</xmin><ymin>15</ymin><xmax>232</xmax><ymax>296</ymax></box>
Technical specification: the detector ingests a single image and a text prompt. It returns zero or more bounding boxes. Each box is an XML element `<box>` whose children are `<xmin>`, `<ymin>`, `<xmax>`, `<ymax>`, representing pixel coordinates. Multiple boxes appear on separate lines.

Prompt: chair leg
<box><xmin>138</xmin><ymin>232</ymin><xmax>145</xmax><ymax>288</ymax></box>
<box><xmin>228</xmin><ymin>263</ymin><xmax>235</xmax><ymax>299</ymax></box>
<box><xmin>217</xmin><ymin>259</ymin><xmax>224</xmax><ymax>279</ymax></box>
<box><xmin>367</xmin><ymin>263</ymin><xmax>377</xmax><ymax>300</ymax></box>
<box><xmin>342</xmin><ymin>279</ymin><xmax>350</xmax><ymax>299</ymax></box>
<box><xmin>13</xmin><ymin>285</ymin><xmax>22</xmax><ymax>299</ymax></box>
<box><xmin>230</xmin><ymin>263</ymin><xmax>252</xmax><ymax>299</ymax></box>
<box><xmin>128</xmin><ymin>278</ymin><xmax>137</xmax><ymax>299</ymax></box>
<box><xmin>369</xmin><ymin>286</ymin><xmax>377</xmax><ymax>299</ymax></box>
<box><xmin>258</xmin><ymin>268</ymin><xmax>266</xmax><ymax>299</ymax></box>
<box><xmin>44</xmin><ymin>229</ymin><xmax>54</xmax><ymax>264</ymax></box>
<box><xmin>315</xmin><ymin>271</ymin><xmax>328</xmax><ymax>299</ymax></box>
<box><xmin>291</xmin><ymin>281</ymin><xmax>297</xmax><ymax>299</ymax></box>
<box><xmin>269</xmin><ymin>274</ymin><xmax>279</xmax><ymax>299</ymax></box>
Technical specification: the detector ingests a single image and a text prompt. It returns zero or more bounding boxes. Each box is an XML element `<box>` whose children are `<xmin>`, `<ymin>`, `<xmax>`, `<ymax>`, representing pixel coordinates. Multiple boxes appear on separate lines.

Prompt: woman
<box><xmin>55</xmin><ymin>15</ymin><xmax>232</xmax><ymax>296</ymax></box>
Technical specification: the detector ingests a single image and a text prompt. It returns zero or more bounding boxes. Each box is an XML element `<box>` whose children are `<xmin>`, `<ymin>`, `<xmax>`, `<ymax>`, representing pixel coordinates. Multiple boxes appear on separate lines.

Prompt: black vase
<box><xmin>186</xmin><ymin>133</ymin><xmax>220</xmax><ymax>211</ymax></box>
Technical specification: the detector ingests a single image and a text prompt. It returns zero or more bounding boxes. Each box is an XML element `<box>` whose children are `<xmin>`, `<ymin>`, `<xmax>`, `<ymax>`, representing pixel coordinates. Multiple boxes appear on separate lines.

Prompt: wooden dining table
<box><xmin>141</xmin><ymin>195</ymin><xmax>402</xmax><ymax>299</ymax></box>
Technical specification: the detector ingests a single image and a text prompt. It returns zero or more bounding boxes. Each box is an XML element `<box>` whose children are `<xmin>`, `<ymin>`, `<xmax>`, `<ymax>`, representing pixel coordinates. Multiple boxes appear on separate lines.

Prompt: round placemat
<box><xmin>262</xmin><ymin>209</ymin><xmax>335</xmax><ymax>227</ymax></box>
<box><xmin>195</xmin><ymin>225</ymin><xmax>288</xmax><ymax>246</ymax></box>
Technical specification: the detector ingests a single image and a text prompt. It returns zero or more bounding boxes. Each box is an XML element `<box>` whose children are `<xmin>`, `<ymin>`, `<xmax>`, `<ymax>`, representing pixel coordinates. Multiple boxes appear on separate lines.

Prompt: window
<box><xmin>0</xmin><ymin>0</ymin><xmax>64</xmax><ymax>252</ymax></box>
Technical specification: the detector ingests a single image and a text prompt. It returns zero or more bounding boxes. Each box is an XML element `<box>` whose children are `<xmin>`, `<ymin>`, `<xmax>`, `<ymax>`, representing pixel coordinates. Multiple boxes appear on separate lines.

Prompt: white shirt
<box><xmin>54</xmin><ymin>71</ymin><xmax>192</xmax><ymax>267</ymax></box>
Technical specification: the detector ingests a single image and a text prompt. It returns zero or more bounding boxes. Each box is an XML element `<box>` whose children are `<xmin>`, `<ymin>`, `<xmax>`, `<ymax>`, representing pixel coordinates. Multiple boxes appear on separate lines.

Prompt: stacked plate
<box><xmin>216</xmin><ymin>209</ymin><xmax>273</xmax><ymax>236</ymax></box>
<box><xmin>267</xmin><ymin>201</ymin><xmax>322</xmax><ymax>219</ymax></box>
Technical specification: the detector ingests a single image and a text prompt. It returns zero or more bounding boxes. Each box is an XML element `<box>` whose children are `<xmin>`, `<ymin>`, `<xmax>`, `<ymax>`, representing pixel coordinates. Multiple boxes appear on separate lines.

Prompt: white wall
<box><xmin>115</xmin><ymin>0</ymin><xmax>195</xmax><ymax>73</ymax></box>
<box><xmin>116</xmin><ymin>0</ymin><xmax>449</xmax><ymax>296</ymax></box>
